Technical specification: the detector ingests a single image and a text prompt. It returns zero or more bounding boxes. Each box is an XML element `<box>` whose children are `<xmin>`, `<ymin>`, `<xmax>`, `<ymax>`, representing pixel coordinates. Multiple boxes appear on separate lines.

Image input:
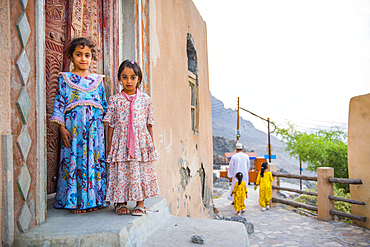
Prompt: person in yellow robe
<box><xmin>254</xmin><ymin>162</ymin><xmax>273</xmax><ymax>211</ymax></box>
<box><xmin>230</xmin><ymin>172</ymin><xmax>248</xmax><ymax>215</ymax></box>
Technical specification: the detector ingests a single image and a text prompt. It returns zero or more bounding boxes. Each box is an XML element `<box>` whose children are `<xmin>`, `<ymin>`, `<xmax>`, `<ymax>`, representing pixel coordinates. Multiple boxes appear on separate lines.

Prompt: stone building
<box><xmin>0</xmin><ymin>0</ymin><xmax>213</xmax><ymax>244</ymax></box>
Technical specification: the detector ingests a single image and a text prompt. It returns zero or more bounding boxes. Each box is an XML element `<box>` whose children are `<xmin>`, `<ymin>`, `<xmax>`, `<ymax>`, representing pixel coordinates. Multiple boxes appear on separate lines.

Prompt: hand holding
<box><xmin>59</xmin><ymin>125</ymin><xmax>71</xmax><ymax>148</ymax></box>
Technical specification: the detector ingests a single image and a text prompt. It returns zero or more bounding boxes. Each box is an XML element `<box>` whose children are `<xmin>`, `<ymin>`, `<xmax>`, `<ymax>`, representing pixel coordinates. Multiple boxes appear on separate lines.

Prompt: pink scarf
<box><xmin>121</xmin><ymin>90</ymin><xmax>138</xmax><ymax>158</ymax></box>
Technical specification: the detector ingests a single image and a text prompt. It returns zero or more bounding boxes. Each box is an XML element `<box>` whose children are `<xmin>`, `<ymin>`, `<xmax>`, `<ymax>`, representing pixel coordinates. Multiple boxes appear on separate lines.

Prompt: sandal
<box><xmin>131</xmin><ymin>206</ymin><xmax>159</xmax><ymax>216</ymax></box>
<box><xmin>131</xmin><ymin>206</ymin><xmax>146</xmax><ymax>216</ymax></box>
<box><xmin>87</xmin><ymin>207</ymin><xmax>98</xmax><ymax>212</ymax></box>
<box><xmin>115</xmin><ymin>203</ymin><xmax>130</xmax><ymax>215</ymax></box>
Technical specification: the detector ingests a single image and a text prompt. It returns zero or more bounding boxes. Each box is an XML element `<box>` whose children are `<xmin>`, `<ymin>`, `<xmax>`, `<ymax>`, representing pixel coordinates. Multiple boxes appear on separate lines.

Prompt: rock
<box><xmin>213</xmin><ymin>206</ymin><xmax>219</xmax><ymax>214</ymax></box>
<box><xmin>213</xmin><ymin>172</ymin><xmax>218</xmax><ymax>182</ymax></box>
<box><xmin>244</xmin><ymin>221</ymin><xmax>254</xmax><ymax>235</ymax></box>
<box><xmin>214</xmin><ymin>213</ymin><xmax>224</xmax><ymax>220</ymax></box>
<box><xmin>213</xmin><ymin>180</ymin><xmax>229</xmax><ymax>189</ymax></box>
<box><xmin>228</xmin><ymin>215</ymin><xmax>254</xmax><ymax>235</ymax></box>
<box><xmin>213</xmin><ymin>177</ymin><xmax>229</xmax><ymax>189</ymax></box>
<box><xmin>229</xmin><ymin>215</ymin><xmax>245</xmax><ymax>221</ymax></box>
<box><xmin>191</xmin><ymin>234</ymin><xmax>205</xmax><ymax>244</ymax></box>
<box><xmin>218</xmin><ymin>177</ymin><xmax>229</xmax><ymax>183</ymax></box>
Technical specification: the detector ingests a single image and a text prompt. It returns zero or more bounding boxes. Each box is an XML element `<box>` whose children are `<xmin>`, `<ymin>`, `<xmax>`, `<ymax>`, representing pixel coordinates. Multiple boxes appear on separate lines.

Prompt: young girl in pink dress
<box><xmin>103</xmin><ymin>60</ymin><xmax>159</xmax><ymax>216</ymax></box>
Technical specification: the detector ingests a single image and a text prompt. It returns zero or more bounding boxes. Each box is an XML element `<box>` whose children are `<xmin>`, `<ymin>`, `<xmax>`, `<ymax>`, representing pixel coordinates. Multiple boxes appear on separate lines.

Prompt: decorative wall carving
<box><xmin>45</xmin><ymin>0</ymin><xmax>66</xmax><ymax>194</ymax></box>
<box><xmin>15</xmin><ymin>0</ymin><xmax>32</xmax><ymax>233</ymax></box>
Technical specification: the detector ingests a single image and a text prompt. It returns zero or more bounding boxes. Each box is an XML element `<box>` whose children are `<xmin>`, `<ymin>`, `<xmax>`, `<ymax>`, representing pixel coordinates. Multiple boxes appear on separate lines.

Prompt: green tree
<box><xmin>276</xmin><ymin>122</ymin><xmax>349</xmax><ymax>191</ymax></box>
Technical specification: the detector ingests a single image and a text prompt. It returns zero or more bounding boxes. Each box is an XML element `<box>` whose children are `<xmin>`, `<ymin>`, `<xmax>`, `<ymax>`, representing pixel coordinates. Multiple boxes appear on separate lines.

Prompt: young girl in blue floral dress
<box><xmin>50</xmin><ymin>37</ymin><xmax>107</xmax><ymax>214</ymax></box>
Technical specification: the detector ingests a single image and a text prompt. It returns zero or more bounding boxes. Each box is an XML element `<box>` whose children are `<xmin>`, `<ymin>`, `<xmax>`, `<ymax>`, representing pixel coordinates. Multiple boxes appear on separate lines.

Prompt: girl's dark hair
<box><xmin>236</xmin><ymin>172</ymin><xmax>243</xmax><ymax>185</ymax></box>
<box><xmin>117</xmin><ymin>60</ymin><xmax>142</xmax><ymax>89</ymax></box>
<box><xmin>260</xmin><ymin>162</ymin><xmax>268</xmax><ymax>178</ymax></box>
<box><xmin>65</xmin><ymin>37</ymin><xmax>97</xmax><ymax>60</ymax></box>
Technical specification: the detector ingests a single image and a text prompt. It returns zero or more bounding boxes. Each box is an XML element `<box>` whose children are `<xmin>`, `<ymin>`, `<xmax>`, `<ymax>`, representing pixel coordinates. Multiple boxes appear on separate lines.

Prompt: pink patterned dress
<box><xmin>103</xmin><ymin>89</ymin><xmax>159</xmax><ymax>203</ymax></box>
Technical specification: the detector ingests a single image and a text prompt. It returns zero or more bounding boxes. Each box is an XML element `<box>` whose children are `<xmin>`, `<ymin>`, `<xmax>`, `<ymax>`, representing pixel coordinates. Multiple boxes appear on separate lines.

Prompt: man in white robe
<box><xmin>227</xmin><ymin>142</ymin><xmax>251</xmax><ymax>202</ymax></box>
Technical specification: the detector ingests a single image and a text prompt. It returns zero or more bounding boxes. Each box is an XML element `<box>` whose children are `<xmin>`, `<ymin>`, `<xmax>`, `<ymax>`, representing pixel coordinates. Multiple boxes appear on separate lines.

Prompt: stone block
<box><xmin>17</xmin><ymin>125</ymin><xmax>31</xmax><ymax>162</ymax></box>
<box><xmin>17</xmin><ymin>202</ymin><xmax>32</xmax><ymax>233</ymax></box>
<box><xmin>16</xmin><ymin>49</ymin><xmax>31</xmax><ymax>85</ymax></box>
<box><xmin>16</xmin><ymin>86</ymin><xmax>31</xmax><ymax>124</ymax></box>
<box><xmin>16</xmin><ymin>12</ymin><xmax>31</xmax><ymax>48</ymax></box>
<box><xmin>16</xmin><ymin>163</ymin><xmax>31</xmax><ymax>201</ymax></box>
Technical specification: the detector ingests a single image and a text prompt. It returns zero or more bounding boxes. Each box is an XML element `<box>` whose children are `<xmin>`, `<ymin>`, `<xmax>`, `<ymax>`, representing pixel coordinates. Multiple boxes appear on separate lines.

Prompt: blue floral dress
<box><xmin>50</xmin><ymin>72</ymin><xmax>107</xmax><ymax>210</ymax></box>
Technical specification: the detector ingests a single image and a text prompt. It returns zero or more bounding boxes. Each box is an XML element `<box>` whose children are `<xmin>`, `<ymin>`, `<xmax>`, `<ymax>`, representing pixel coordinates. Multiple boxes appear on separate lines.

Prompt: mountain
<box><xmin>211</xmin><ymin>93</ymin><xmax>315</xmax><ymax>176</ymax></box>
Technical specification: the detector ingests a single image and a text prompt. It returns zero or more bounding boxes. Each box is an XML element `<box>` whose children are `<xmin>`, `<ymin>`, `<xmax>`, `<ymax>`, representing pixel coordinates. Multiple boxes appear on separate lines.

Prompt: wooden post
<box><xmin>299</xmin><ymin>159</ymin><xmax>302</xmax><ymax>191</ymax></box>
<box><xmin>269</xmin><ymin>163</ymin><xmax>277</xmax><ymax>208</ymax></box>
<box><xmin>276</xmin><ymin>169</ymin><xmax>280</xmax><ymax>193</ymax></box>
<box><xmin>317</xmin><ymin>167</ymin><xmax>334</xmax><ymax>221</ymax></box>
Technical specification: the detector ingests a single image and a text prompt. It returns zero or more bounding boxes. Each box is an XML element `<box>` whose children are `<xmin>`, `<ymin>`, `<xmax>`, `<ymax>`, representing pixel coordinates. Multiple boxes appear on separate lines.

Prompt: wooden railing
<box><xmin>327</xmin><ymin>177</ymin><xmax>366</xmax><ymax>222</ymax></box>
<box><xmin>269</xmin><ymin>166</ymin><xmax>367</xmax><ymax>223</ymax></box>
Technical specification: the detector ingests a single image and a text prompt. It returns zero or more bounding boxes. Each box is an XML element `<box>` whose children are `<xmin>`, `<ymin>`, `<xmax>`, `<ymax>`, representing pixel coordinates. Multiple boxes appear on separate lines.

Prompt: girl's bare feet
<box><xmin>71</xmin><ymin>206</ymin><xmax>86</xmax><ymax>214</ymax></box>
<box><xmin>132</xmin><ymin>201</ymin><xmax>146</xmax><ymax>214</ymax></box>
<box><xmin>87</xmin><ymin>207</ymin><xmax>98</xmax><ymax>212</ymax></box>
<box><xmin>115</xmin><ymin>203</ymin><xmax>130</xmax><ymax>215</ymax></box>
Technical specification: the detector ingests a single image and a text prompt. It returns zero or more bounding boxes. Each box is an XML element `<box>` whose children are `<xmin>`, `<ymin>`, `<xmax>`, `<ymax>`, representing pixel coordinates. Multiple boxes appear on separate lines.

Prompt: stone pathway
<box><xmin>213</xmin><ymin>184</ymin><xmax>370</xmax><ymax>247</ymax></box>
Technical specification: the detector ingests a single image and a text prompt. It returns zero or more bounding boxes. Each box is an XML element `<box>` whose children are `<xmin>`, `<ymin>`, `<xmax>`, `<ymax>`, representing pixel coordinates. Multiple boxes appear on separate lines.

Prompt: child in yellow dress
<box><xmin>230</xmin><ymin>172</ymin><xmax>248</xmax><ymax>215</ymax></box>
<box><xmin>254</xmin><ymin>162</ymin><xmax>273</xmax><ymax>211</ymax></box>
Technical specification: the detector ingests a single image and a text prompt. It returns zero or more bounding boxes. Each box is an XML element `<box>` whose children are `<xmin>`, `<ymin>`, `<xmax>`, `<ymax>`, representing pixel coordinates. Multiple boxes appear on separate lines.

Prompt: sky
<box><xmin>192</xmin><ymin>0</ymin><xmax>370</xmax><ymax>134</ymax></box>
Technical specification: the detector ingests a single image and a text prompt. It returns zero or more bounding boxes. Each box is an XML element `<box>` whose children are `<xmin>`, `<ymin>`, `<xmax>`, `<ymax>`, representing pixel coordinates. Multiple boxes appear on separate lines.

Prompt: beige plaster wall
<box><xmin>0</xmin><ymin>0</ymin><xmax>12</xmax><ymax>242</ymax></box>
<box><xmin>150</xmin><ymin>0</ymin><xmax>213</xmax><ymax>218</ymax></box>
<box><xmin>348</xmin><ymin>93</ymin><xmax>370</xmax><ymax>229</ymax></box>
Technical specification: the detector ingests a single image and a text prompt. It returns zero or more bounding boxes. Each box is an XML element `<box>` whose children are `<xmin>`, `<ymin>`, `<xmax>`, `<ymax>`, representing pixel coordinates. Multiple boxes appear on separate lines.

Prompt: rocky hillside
<box><xmin>211</xmin><ymin>94</ymin><xmax>315</xmax><ymax>176</ymax></box>
<box><xmin>213</xmin><ymin>136</ymin><xmax>238</xmax><ymax>156</ymax></box>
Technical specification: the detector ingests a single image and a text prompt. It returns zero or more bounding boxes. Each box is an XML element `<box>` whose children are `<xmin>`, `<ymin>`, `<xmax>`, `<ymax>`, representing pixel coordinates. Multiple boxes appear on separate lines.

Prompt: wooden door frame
<box><xmin>102</xmin><ymin>0</ymin><xmax>120</xmax><ymax>96</ymax></box>
<box><xmin>35</xmin><ymin>0</ymin><xmax>46</xmax><ymax>226</ymax></box>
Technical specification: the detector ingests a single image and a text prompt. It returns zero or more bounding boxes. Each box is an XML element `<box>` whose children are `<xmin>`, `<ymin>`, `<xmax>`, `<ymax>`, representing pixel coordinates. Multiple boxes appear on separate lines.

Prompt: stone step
<box><xmin>14</xmin><ymin>196</ymin><xmax>170</xmax><ymax>247</ymax></box>
<box><xmin>14</xmin><ymin>196</ymin><xmax>250</xmax><ymax>247</ymax></box>
<box><xmin>139</xmin><ymin>216</ymin><xmax>250</xmax><ymax>247</ymax></box>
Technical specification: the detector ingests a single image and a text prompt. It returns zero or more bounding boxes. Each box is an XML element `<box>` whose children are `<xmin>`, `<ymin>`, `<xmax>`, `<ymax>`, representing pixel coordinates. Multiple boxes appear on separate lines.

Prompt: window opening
<box><xmin>187</xmin><ymin>34</ymin><xmax>199</xmax><ymax>134</ymax></box>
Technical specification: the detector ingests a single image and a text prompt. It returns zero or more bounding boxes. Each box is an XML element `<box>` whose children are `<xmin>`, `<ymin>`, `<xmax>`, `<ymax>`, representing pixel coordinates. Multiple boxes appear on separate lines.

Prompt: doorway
<box><xmin>45</xmin><ymin>0</ymin><xmax>105</xmax><ymax>194</ymax></box>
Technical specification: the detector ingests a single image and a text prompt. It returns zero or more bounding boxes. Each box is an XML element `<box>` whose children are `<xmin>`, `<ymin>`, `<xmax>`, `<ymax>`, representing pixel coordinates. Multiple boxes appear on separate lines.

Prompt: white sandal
<box><xmin>131</xmin><ymin>206</ymin><xmax>159</xmax><ymax>216</ymax></box>
<box><xmin>131</xmin><ymin>206</ymin><xmax>146</xmax><ymax>216</ymax></box>
<box><xmin>115</xmin><ymin>203</ymin><xmax>129</xmax><ymax>215</ymax></box>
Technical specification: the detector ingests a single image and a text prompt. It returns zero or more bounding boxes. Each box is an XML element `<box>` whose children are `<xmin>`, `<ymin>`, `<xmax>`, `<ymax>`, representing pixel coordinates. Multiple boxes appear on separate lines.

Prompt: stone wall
<box><xmin>348</xmin><ymin>93</ymin><xmax>370</xmax><ymax>229</ymax></box>
<box><xmin>150</xmin><ymin>0</ymin><xmax>213</xmax><ymax>218</ymax></box>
